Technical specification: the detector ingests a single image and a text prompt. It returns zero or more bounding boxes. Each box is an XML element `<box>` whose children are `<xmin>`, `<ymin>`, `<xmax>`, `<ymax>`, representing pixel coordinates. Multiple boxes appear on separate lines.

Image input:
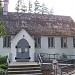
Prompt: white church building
<box><xmin>0</xmin><ymin>0</ymin><xmax>75</xmax><ymax>62</ymax></box>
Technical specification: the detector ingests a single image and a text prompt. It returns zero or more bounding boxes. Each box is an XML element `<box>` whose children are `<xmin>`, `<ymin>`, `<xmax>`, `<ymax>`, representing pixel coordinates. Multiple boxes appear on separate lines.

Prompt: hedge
<box><xmin>0</xmin><ymin>64</ymin><xmax>7</xmax><ymax>70</ymax></box>
<box><xmin>0</xmin><ymin>68</ymin><xmax>5</xmax><ymax>75</ymax></box>
<box><xmin>0</xmin><ymin>56</ymin><xmax>7</xmax><ymax>64</ymax></box>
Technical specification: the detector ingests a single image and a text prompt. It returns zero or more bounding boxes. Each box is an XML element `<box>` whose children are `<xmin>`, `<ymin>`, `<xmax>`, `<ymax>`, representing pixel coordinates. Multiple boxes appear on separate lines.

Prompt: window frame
<box><xmin>48</xmin><ymin>37</ymin><xmax>55</xmax><ymax>48</ymax></box>
<box><xmin>34</xmin><ymin>37</ymin><xmax>41</xmax><ymax>48</ymax></box>
<box><xmin>61</xmin><ymin>37</ymin><xmax>67</xmax><ymax>48</ymax></box>
<box><xmin>3</xmin><ymin>36</ymin><xmax>11</xmax><ymax>48</ymax></box>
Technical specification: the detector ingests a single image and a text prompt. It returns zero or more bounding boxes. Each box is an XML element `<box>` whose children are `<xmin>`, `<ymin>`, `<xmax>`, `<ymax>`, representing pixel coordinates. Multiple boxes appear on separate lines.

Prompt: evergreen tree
<box><xmin>21</xmin><ymin>2</ymin><xmax>27</xmax><ymax>13</ymax></box>
<box><xmin>34</xmin><ymin>0</ymin><xmax>41</xmax><ymax>13</ymax></box>
<box><xmin>0</xmin><ymin>21</ymin><xmax>5</xmax><ymax>37</ymax></box>
<box><xmin>15</xmin><ymin>0</ymin><xmax>22</xmax><ymax>12</ymax></box>
<box><xmin>0</xmin><ymin>0</ymin><xmax>3</xmax><ymax>14</ymax></box>
<box><xmin>15</xmin><ymin>0</ymin><xmax>27</xmax><ymax>13</ymax></box>
<box><xmin>15</xmin><ymin>0</ymin><xmax>54</xmax><ymax>14</ymax></box>
<box><xmin>40</xmin><ymin>3</ymin><xmax>49</xmax><ymax>14</ymax></box>
<box><xmin>0</xmin><ymin>0</ymin><xmax>5</xmax><ymax>37</ymax></box>
<box><xmin>28</xmin><ymin>0</ymin><xmax>32</xmax><ymax>13</ymax></box>
<box><xmin>49</xmin><ymin>7</ymin><xmax>54</xmax><ymax>15</ymax></box>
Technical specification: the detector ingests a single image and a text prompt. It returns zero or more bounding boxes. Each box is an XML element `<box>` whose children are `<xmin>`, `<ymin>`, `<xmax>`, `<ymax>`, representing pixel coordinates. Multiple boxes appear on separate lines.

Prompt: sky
<box><xmin>8</xmin><ymin>0</ymin><xmax>75</xmax><ymax>21</ymax></box>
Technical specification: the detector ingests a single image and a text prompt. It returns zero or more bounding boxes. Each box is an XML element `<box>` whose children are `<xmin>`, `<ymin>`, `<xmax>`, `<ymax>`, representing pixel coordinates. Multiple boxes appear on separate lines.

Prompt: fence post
<box><xmin>52</xmin><ymin>59</ymin><xmax>59</xmax><ymax>75</ymax></box>
<box><xmin>60</xmin><ymin>67</ymin><xmax>62</xmax><ymax>75</ymax></box>
<box><xmin>54</xmin><ymin>54</ymin><xmax>55</xmax><ymax>59</ymax></box>
<box><xmin>49</xmin><ymin>54</ymin><xmax>50</xmax><ymax>62</ymax></box>
<box><xmin>70</xmin><ymin>55</ymin><xmax>71</xmax><ymax>64</ymax></box>
<box><xmin>67</xmin><ymin>64</ymin><xmax>68</xmax><ymax>74</ymax></box>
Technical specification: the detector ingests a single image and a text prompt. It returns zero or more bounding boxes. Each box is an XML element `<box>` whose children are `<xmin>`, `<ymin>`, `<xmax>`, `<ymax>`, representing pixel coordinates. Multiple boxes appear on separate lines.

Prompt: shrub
<box><xmin>0</xmin><ymin>64</ymin><xmax>7</xmax><ymax>70</ymax></box>
<box><xmin>0</xmin><ymin>56</ymin><xmax>7</xmax><ymax>64</ymax></box>
<box><xmin>0</xmin><ymin>68</ymin><xmax>5</xmax><ymax>75</ymax></box>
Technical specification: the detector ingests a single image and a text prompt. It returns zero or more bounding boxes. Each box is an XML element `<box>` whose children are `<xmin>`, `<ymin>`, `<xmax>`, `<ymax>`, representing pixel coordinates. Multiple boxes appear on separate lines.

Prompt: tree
<box><xmin>40</xmin><ymin>3</ymin><xmax>49</xmax><ymax>14</ymax></box>
<box><xmin>0</xmin><ymin>1</ymin><xmax>5</xmax><ymax>37</ymax></box>
<box><xmin>15</xmin><ymin>0</ymin><xmax>22</xmax><ymax>12</ymax></box>
<box><xmin>48</xmin><ymin>7</ymin><xmax>54</xmax><ymax>15</ymax></box>
<box><xmin>21</xmin><ymin>2</ymin><xmax>27</xmax><ymax>13</ymax></box>
<box><xmin>34</xmin><ymin>0</ymin><xmax>41</xmax><ymax>13</ymax></box>
<box><xmin>15</xmin><ymin>0</ymin><xmax>54</xmax><ymax>14</ymax></box>
<box><xmin>15</xmin><ymin>0</ymin><xmax>27</xmax><ymax>13</ymax></box>
<box><xmin>0</xmin><ymin>0</ymin><xmax>3</xmax><ymax>14</ymax></box>
<box><xmin>0</xmin><ymin>21</ymin><xmax>5</xmax><ymax>37</ymax></box>
<box><xmin>28</xmin><ymin>0</ymin><xmax>32</xmax><ymax>13</ymax></box>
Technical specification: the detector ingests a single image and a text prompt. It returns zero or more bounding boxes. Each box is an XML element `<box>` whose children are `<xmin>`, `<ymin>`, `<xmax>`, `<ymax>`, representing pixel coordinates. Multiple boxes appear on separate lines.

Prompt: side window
<box><xmin>48</xmin><ymin>37</ymin><xmax>55</xmax><ymax>48</ymax></box>
<box><xmin>61</xmin><ymin>37</ymin><xmax>67</xmax><ymax>48</ymax></box>
<box><xmin>3</xmin><ymin>36</ymin><xmax>11</xmax><ymax>48</ymax></box>
<box><xmin>34</xmin><ymin>37</ymin><xmax>41</xmax><ymax>48</ymax></box>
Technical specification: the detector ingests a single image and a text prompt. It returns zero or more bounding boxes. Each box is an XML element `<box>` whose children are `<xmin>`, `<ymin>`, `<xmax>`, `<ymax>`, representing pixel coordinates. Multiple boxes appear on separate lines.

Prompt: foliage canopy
<box><xmin>0</xmin><ymin>21</ymin><xmax>5</xmax><ymax>37</ymax></box>
<box><xmin>15</xmin><ymin>0</ymin><xmax>54</xmax><ymax>14</ymax></box>
<box><xmin>0</xmin><ymin>1</ymin><xmax>5</xmax><ymax>37</ymax></box>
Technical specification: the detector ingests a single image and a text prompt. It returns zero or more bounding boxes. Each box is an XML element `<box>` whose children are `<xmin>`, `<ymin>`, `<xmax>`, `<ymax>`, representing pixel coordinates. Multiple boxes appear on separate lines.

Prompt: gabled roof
<box><xmin>1</xmin><ymin>12</ymin><xmax>75</xmax><ymax>36</ymax></box>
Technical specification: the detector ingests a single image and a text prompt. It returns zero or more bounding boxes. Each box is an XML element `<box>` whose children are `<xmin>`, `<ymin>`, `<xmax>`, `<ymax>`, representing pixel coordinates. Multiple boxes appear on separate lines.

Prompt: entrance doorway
<box><xmin>16</xmin><ymin>39</ymin><xmax>30</xmax><ymax>62</ymax></box>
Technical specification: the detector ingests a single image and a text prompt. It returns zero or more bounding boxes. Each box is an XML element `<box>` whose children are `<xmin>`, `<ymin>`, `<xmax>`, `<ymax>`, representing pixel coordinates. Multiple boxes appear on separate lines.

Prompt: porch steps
<box><xmin>7</xmin><ymin>62</ymin><xmax>43</xmax><ymax>75</ymax></box>
<box><xmin>8</xmin><ymin>74</ymin><xmax>42</xmax><ymax>75</ymax></box>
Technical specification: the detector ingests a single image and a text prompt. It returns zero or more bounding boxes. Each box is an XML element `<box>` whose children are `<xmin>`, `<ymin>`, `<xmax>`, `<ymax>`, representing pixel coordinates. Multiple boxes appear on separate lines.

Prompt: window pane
<box><xmin>38</xmin><ymin>38</ymin><xmax>40</xmax><ymax>44</ymax></box>
<box><xmin>8</xmin><ymin>36</ymin><xmax>11</xmax><ymax>47</ymax></box>
<box><xmin>3</xmin><ymin>36</ymin><xmax>11</xmax><ymax>48</ymax></box>
<box><xmin>61</xmin><ymin>38</ymin><xmax>63</xmax><ymax>48</ymax></box>
<box><xmin>61</xmin><ymin>37</ymin><xmax>67</xmax><ymax>48</ymax></box>
<box><xmin>3</xmin><ymin>37</ymin><xmax>6</xmax><ymax>47</ymax></box>
<box><xmin>51</xmin><ymin>38</ymin><xmax>54</xmax><ymax>47</ymax></box>
<box><xmin>34</xmin><ymin>37</ymin><xmax>41</xmax><ymax>48</ymax></box>
<box><xmin>48</xmin><ymin>38</ymin><xmax>50</xmax><ymax>47</ymax></box>
<box><xmin>25</xmin><ymin>48</ymin><xmax>28</xmax><ymax>52</ymax></box>
<box><xmin>34</xmin><ymin>38</ymin><xmax>37</xmax><ymax>47</ymax></box>
<box><xmin>6</xmin><ymin>37</ymin><xmax>8</xmax><ymax>47</ymax></box>
<box><xmin>37</xmin><ymin>37</ymin><xmax>41</xmax><ymax>48</ymax></box>
<box><xmin>73</xmin><ymin>37</ymin><xmax>75</xmax><ymax>47</ymax></box>
<box><xmin>8</xmin><ymin>37</ymin><xmax>10</xmax><ymax>47</ymax></box>
<box><xmin>64</xmin><ymin>38</ymin><xmax>67</xmax><ymax>47</ymax></box>
<box><xmin>18</xmin><ymin>48</ymin><xmax>21</xmax><ymax>52</ymax></box>
<box><xmin>48</xmin><ymin>37</ymin><xmax>54</xmax><ymax>48</ymax></box>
